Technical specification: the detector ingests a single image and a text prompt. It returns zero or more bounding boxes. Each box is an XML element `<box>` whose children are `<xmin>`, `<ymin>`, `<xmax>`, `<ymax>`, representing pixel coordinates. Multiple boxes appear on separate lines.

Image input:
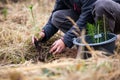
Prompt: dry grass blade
<box><xmin>81</xmin><ymin>30</ymin><xmax>95</xmax><ymax>52</ymax></box>
<box><xmin>66</xmin><ymin>16</ymin><xmax>81</xmax><ymax>35</ymax></box>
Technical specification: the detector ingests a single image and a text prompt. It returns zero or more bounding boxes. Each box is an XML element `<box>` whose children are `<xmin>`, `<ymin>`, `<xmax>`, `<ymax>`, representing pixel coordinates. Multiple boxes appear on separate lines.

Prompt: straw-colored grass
<box><xmin>0</xmin><ymin>56</ymin><xmax>120</xmax><ymax>80</ymax></box>
<box><xmin>0</xmin><ymin>0</ymin><xmax>120</xmax><ymax>80</ymax></box>
<box><xmin>0</xmin><ymin>0</ymin><xmax>56</xmax><ymax>64</ymax></box>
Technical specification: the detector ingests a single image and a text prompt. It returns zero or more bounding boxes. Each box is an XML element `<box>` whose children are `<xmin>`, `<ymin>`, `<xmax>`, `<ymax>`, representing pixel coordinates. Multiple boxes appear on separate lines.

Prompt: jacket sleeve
<box><xmin>41</xmin><ymin>0</ymin><xmax>68</xmax><ymax>42</ymax></box>
<box><xmin>63</xmin><ymin>0</ymin><xmax>95</xmax><ymax>48</ymax></box>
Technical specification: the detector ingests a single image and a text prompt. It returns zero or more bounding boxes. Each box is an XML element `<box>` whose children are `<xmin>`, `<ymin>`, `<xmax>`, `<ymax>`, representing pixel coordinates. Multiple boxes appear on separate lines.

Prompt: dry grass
<box><xmin>0</xmin><ymin>57</ymin><xmax>120</xmax><ymax>80</ymax></box>
<box><xmin>0</xmin><ymin>0</ymin><xmax>120</xmax><ymax>80</ymax></box>
<box><xmin>0</xmin><ymin>0</ymin><xmax>57</xmax><ymax>64</ymax></box>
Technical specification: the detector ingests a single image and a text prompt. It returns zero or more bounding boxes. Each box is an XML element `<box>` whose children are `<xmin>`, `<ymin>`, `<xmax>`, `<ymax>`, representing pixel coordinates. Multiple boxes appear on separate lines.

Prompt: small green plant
<box><xmin>86</xmin><ymin>23</ymin><xmax>96</xmax><ymax>42</ymax></box>
<box><xmin>29</xmin><ymin>4</ymin><xmax>36</xmax><ymax>26</ymax></box>
<box><xmin>87</xmin><ymin>15</ymin><xmax>108</xmax><ymax>43</ymax></box>
<box><xmin>29</xmin><ymin>4</ymin><xmax>40</xmax><ymax>37</ymax></box>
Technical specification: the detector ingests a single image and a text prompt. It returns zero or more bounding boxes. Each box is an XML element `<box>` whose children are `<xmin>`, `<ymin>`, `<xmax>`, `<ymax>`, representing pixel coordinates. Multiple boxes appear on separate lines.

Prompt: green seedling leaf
<box><xmin>29</xmin><ymin>4</ymin><xmax>33</xmax><ymax>10</ymax></box>
<box><xmin>87</xmin><ymin>23</ymin><xmax>96</xmax><ymax>42</ymax></box>
<box><xmin>87</xmin><ymin>16</ymin><xmax>109</xmax><ymax>43</ymax></box>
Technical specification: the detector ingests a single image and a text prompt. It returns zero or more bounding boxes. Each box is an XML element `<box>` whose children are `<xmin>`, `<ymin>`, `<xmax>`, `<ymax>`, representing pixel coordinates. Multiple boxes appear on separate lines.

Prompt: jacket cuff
<box><xmin>40</xmin><ymin>29</ymin><xmax>47</xmax><ymax>42</ymax></box>
<box><xmin>62</xmin><ymin>36</ymin><xmax>74</xmax><ymax>48</ymax></box>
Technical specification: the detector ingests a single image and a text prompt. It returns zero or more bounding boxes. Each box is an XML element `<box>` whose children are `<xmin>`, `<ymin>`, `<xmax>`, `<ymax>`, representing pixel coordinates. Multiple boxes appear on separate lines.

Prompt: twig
<box><xmin>103</xmin><ymin>14</ymin><xmax>107</xmax><ymax>41</ymax></box>
<box><xmin>66</xmin><ymin>16</ymin><xmax>81</xmax><ymax>35</ymax></box>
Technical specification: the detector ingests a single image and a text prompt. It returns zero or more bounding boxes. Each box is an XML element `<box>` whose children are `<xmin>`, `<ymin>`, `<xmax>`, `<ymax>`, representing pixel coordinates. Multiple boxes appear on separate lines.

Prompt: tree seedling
<box><xmin>87</xmin><ymin>23</ymin><xmax>96</xmax><ymax>43</ymax></box>
<box><xmin>87</xmin><ymin>15</ymin><xmax>108</xmax><ymax>43</ymax></box>
<box><xmin>29</xmin><ymin>4</ymin><xmax>36</xmax><ymax>26</ymax></box>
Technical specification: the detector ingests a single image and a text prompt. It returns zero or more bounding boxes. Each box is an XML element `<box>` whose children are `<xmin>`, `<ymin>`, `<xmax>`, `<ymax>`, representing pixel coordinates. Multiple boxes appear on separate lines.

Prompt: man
<box><xmin>33</xmin><ymin>0</ymin><xmax>120</xmax><ymax>54</ymax></box>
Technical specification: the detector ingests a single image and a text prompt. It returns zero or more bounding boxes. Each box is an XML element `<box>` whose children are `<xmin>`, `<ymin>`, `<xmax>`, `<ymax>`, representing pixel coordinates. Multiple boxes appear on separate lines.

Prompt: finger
<box><xmin>32</xmin><ymin>35</ymin><xmax>35</xmax><ymax>44</ymax></box>
<box><xmin>32</xmin><ymin>35</ymin><xmax>38</xmax><ymax>45</ymax></box>
<box><xmin>53</xmin><ymin>46</ymin><xmax>61</xmax><ymax>54</ymax></box>
<box><xmin>32</xmin><ymin>35</ymin><xmax>38</xmax><ymax>44</ymax></box>
<box><xmin>51</xmin><ymin>41</ymin><xmax>57</xmax><ymax>48</ymax></box>
<box><xmin>49</xmin><ymin>44</ymin><xmax>58</xmax><ymax>53</ymax></box>
<box><xmin>39</xmin><ymin>31</ymin><xmax>45</xmax><ymax>38</ymax></box>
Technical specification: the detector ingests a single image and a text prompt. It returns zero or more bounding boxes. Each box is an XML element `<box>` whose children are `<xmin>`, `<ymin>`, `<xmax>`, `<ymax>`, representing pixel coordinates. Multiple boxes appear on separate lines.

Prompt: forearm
<box><xmin>41</xmin><ymin>18</ymin><xmax>58</xmax><ymax>42</ymax></box>
<box><xmin>63</xmin><ymin>27</ymin><xmax>77</xmax><ymax>48</ymax></box>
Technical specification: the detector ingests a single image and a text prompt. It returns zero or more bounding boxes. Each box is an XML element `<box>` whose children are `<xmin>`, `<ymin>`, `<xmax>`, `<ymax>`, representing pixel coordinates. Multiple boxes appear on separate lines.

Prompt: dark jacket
<box><xmin>42</xmin><ymin>0</ymin><xmax>120</xmax><ymax>48</ymax></box>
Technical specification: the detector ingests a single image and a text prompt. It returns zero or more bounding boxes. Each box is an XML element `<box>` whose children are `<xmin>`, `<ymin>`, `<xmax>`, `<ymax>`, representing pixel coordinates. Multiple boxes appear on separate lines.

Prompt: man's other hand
<box><xmin>50</xmin><ymin>39</ymin><xmax>66</xmax><ymax>54</ymax></box>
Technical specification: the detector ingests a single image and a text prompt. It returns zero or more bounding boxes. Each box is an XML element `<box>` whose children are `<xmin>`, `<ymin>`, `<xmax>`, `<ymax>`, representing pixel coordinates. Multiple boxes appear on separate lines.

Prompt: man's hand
<box><xmin>32</xmin><ymin>31</ymin><xmax>45</xmax><ymax>44</ymax></box>
<box><xmin>50</xmin><ymin>39</ymin><xmax>66</xmax><ymax>54</ymax></box>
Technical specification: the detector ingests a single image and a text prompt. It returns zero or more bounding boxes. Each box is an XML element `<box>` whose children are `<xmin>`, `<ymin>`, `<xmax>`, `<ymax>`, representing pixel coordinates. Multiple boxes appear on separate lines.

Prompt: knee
<box><xmin>51</xmin><ymin>10</ymin><xmax>65</xmax><ymax>28</ymax></box>
<box><xmin>93</xmin><ymin>0</ymin><xmax>112</xmax><ymax>15</ymax></box>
